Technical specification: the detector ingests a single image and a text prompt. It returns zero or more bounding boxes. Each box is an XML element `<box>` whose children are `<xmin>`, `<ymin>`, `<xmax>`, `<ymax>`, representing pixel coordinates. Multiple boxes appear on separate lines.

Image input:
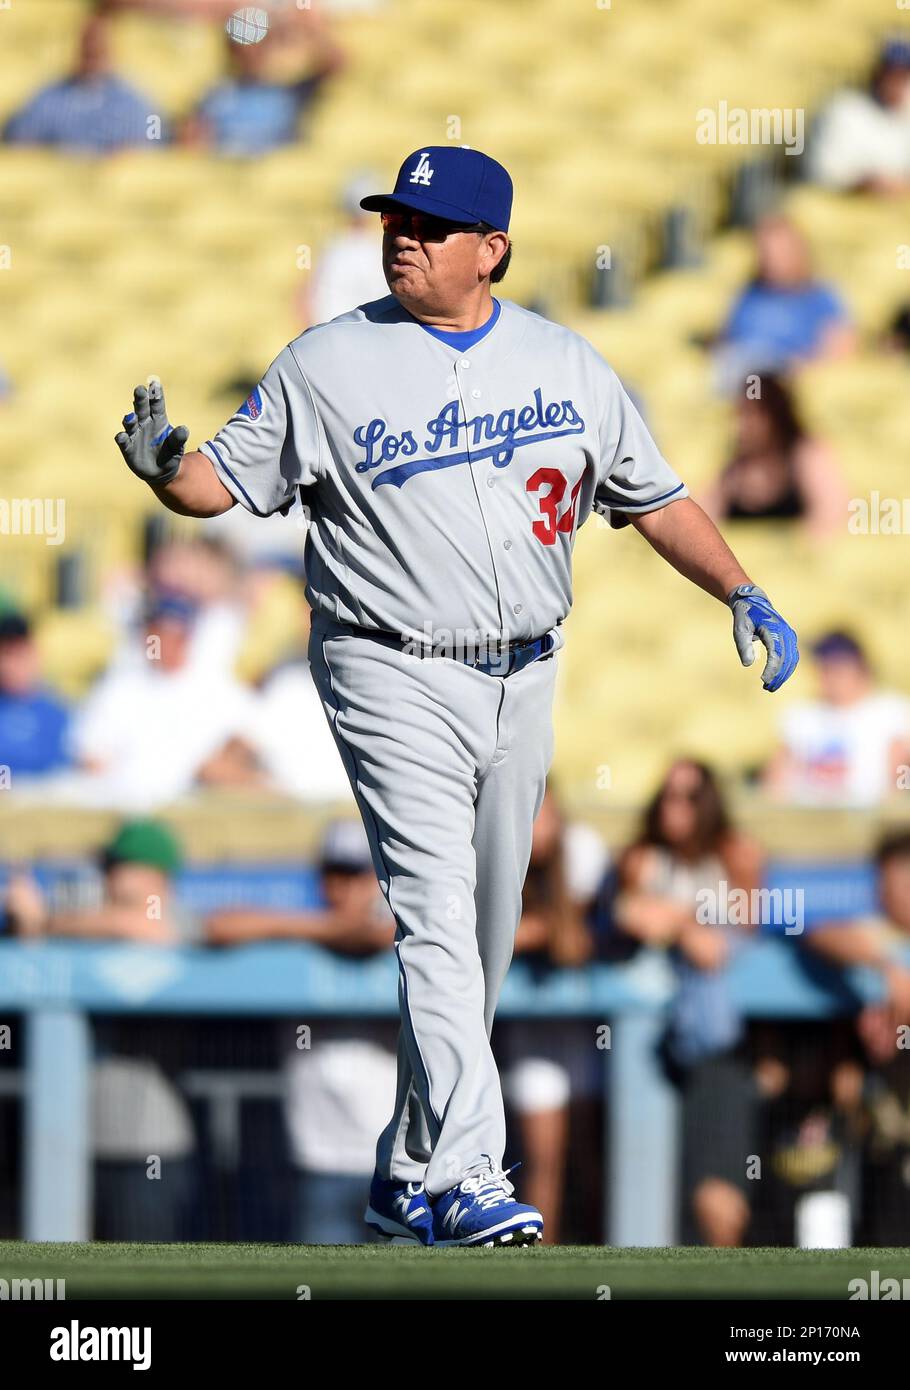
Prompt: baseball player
<box><xmin>115</xmin><ymin>146</ymin><xmax>799</xmax><ymax>1248</ymax></box>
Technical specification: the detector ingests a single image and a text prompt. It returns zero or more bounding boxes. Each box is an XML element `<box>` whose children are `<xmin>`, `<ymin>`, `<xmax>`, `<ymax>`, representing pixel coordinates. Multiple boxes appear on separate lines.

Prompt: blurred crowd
<box><xmin>695</xmin><ymin>38</ymin><xmax>910</xmax><ymax>532</ymax></box>
<box><xmin>3</xmin><ymin>19</ymin><xmax>910</xmax><ymax>514</ymax></box>
<box><xmin>4</xmin><ymin>6</ymin><xmax>345</xmax><ymax>157</ymax></box>
<box><xmin>0</xmin><ymin>531</ymin><xmax>356</xmax><ymax>810</ymax></box>
<box><xmin>2</xmin><ymin>525</ymin><xmax>907</xmax><ymax>810</ymax></box>
<box><xmin>0</xmin><ymin>5</ymin><xmax>906</xmax><ymax>510</ymax></box>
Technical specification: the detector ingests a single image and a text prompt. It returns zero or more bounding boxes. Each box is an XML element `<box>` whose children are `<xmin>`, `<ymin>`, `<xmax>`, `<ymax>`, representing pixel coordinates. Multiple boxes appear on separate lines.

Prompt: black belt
<box><xmin>345</xmin><ymin>625</ymin><xmax>556</xmax><ymax>678</ymax></box>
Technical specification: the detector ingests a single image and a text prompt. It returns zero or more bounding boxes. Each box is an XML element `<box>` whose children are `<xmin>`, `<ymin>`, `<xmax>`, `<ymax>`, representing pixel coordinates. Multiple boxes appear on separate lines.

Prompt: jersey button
<box><xmin>486</xmin><ymin>477</ymin><xmax>495</xmax><ymax>488</ymax></box>
<box><xmin>460</xmin><ymin>358</ymin><xmax>471</xmax><ymax>369</ymax></box>
<box><xmin>503</xmin><ymin>540</ymin><xmax>512</xmax><ymax>550</ymax></box>
<box><xmin>513</xmin><ymin>603</ymin><xmax>523</xmax><ymax>615</ymax></box>
<box><xmin>471</xmin><ymin>389</ymin><xmax>481</xmax><ymax>399</ymax></box>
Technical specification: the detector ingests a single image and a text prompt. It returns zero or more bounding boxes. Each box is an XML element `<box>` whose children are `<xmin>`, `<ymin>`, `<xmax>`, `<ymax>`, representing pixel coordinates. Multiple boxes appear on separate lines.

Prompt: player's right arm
<box><xmin>148</xmin><ymin>451</ymin><xmax>235</xmax><ymax>517</ymax></box>
<box><xmin>118</xmin><ymin>351</ymin><xmax>317</xmax><ymax>519</ymax></box>
<box><xmin>115</xmin><ymin>380</ymin><xmax>235</xmax><ymax>517</ymax></box>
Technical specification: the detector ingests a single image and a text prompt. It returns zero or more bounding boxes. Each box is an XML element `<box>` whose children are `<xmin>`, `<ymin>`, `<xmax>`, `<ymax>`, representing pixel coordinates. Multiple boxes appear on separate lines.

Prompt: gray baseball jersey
<box><xmin>200</xmin><ymin>295</ymin><xmax>688</xmax><ymax>1201</ymax></box>
<box><xmin>200</xmin><ymin>296</ymin><xmax>686</xmax><ymax>644</ymax></box>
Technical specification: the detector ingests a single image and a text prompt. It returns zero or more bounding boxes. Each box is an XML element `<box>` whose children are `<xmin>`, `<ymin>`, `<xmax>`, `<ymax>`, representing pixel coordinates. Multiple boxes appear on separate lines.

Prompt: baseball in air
<box><xmin>225</xmin><ymin>6</ymin><xmax>270</xmax><ymax>46</ymax></box>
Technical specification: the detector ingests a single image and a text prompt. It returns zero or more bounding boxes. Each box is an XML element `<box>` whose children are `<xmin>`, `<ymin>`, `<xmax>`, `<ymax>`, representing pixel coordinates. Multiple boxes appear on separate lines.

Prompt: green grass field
<box><xmin>1</xmin><ymin>1243</ymin><xmax>909</xmax><ymax>1300</ymax></box>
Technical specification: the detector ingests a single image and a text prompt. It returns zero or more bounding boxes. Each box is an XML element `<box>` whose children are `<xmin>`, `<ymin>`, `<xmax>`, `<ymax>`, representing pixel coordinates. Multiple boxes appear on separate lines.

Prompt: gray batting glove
<box><xmin>115</xmin><ymin>378</ymin><xmax>189</xmax><ymax>485</ymax></box>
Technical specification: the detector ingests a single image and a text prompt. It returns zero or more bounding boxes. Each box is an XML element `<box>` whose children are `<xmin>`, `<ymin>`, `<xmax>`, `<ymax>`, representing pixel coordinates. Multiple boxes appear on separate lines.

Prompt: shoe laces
<box><xmin>458</xmin><ymin>1162</ymin><xmax>518</xmax><ymax>1210</ymax></box>
<box><xmin>393</xmin><ymin>1181</ymin><xmax>426</xmax><ymax>1215</ymax></box>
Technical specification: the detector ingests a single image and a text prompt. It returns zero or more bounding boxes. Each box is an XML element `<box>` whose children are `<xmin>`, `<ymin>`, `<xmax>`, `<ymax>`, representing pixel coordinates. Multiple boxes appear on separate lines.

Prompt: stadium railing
<box><xmin>0</xmin><ymin>935</ymin><xmax>892</xmax><ymax>1247</ymax></box>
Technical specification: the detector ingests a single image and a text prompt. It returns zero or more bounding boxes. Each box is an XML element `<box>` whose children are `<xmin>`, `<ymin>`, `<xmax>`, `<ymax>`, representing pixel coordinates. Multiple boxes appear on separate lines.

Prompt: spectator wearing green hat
<box><xmin>5</xmin><ymin>819</ymin><xmax>199</xmax><ymax>1240</ymax></box>
<box><xmin>6</xmin><ymin>818</ymin><xmax>188</xmax><ymax>943</ymax></box>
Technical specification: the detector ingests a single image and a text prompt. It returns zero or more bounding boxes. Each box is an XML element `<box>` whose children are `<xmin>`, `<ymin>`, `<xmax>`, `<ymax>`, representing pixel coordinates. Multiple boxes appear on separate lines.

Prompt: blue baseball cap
<box><xmin>145</xmin><ymin>590</ymin><xmax>199</xmax><ymax>627</ymax></box>
<box><xmin>811</xmin><ymin>630</ymin><xmax>866</xmax><ymax>664</ymax></box>
<box><xmin>360</xmin><ymin>146</ymin><xmax>513</xmax><ymax>231</ymax></box>
<box><xmin>881</xmin><ymin>38</ymin><xmax>910</xmax><ymax>69</ymax></box>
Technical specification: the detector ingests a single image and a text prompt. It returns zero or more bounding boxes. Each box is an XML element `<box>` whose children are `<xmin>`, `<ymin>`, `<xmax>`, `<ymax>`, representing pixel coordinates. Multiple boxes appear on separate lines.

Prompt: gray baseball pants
<box><xmin>309</xmin><ymin>614</ymin><xmax>557</xmax><ymax>1198</ymax></box>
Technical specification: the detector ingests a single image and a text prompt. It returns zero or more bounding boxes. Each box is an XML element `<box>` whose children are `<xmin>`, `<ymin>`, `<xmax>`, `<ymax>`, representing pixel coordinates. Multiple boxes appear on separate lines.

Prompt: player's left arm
<box><xmin>631</xmin><ymin>496</ymin><xmax>799</xmax><ymax>692</ymax></box>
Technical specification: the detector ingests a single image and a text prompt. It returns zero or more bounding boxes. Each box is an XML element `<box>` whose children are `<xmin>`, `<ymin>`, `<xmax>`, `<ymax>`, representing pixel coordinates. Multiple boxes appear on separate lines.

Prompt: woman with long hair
<box><xmin>703</xmin><ymin>374</ymin><xmax>847</xmax><ymax>536</ymax></box>
<box><xmin>614</xmin><ymin>758</ymin><xmax>764</xmax><ymax>1246</ymax></box>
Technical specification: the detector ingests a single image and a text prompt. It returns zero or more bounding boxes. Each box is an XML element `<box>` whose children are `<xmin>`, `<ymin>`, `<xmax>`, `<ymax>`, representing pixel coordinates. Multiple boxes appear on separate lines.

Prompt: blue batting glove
<box><xmin>727</xmin><ymin>584</ymin><xmax>799</xmax><ymax>693</ymax></box>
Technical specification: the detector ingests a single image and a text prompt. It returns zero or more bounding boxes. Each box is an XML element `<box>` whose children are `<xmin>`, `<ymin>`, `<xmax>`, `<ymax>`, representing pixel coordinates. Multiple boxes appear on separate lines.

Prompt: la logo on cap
<box><xmin>409</xmin><ymin>152</ymin><xmax>434</xmax><ymax>186</ymax></box>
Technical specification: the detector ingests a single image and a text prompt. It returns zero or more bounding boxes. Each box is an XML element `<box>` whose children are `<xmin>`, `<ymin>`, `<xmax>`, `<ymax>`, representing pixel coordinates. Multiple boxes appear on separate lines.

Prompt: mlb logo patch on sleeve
<box><xmin>239</xmin><ymin>387</ymin><xmax>263</xmax><ymax>421</ymax></box>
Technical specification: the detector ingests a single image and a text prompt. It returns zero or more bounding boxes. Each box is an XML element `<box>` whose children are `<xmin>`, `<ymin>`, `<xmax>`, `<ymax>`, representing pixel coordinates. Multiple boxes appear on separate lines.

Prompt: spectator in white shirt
<box><xmin>146</xmin><ymin>537</ymin><xmax>247</xmax><ymax>677</ymax></box>
<box><xmin>765</xmin><ymin>631</ymin><xmax>910</xmax><ymax>808</ymax></box>
<box><xmin>253</xmin><ymin>657</ymin><xmax>356</xmax><ymax>803</ymax></box>
<box><xmin>809</xmin><ymin>39</ymin><xmax>910</xmax><ymax>195</ymax></box>
<box><xmin>249</xmin><ymin>589</ymin><xmax>356</xmax><ymax>804</ymax></box>
<box><xmin>66</xmin><ymin>593</ymin><xmax>261</xmax><ymax>811</ymax></box>
<box><xmin>103</xmin><ymin>537</ymin><xmax>248</xmax><ymax>683</ymax></box>
<box><xmin>298</xmin><ymin>173</ymin><xmax>389</xmax><ymax>327</ymax></box>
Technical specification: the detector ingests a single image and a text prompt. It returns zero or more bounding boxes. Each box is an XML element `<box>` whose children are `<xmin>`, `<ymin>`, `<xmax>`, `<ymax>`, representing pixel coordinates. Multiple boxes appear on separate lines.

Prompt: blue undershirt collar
<box><xmin>414</xmin><ymin>297</ymin><xmax>501</xmax><ymax>349</ymax></box>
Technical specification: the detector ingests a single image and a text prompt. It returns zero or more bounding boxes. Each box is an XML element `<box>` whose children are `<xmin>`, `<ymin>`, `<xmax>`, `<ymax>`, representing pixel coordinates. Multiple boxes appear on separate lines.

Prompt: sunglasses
<box><xmin>380</xmin><ymin>209</ymin><xmax>490</xmax><ymax>242</ymax></box>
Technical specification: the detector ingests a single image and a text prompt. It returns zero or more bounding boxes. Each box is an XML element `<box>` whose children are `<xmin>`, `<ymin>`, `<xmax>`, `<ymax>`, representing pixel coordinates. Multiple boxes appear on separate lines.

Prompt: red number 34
<box><xmin>526</xmin><ymin>468</ymin><xmax>582</xmax><ymax>546</ymax></box>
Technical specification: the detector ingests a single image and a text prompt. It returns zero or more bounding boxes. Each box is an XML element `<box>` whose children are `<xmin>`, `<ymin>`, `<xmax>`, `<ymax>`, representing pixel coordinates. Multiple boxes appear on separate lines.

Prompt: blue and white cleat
<box><xmin>365</xmin><ymin>1174</ymin><xmax>434</xmax><ymax>1245</ymax></box>
<box><xmin>431</xmin><ymin>1158</ymin><xmax>543</xmax><ymax>1247</ymax></box>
